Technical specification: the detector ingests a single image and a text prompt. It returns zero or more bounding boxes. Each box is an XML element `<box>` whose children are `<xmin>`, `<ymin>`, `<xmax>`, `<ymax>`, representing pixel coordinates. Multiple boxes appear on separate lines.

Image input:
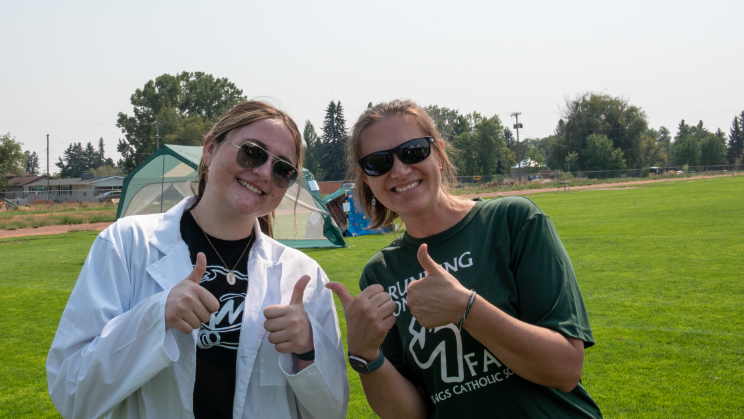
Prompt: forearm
<box><xmin>359</xmin><ymin>358</ymin><xmax>428</xmax><ymax>419</ymax></box>
<box><xmin>462</xmin><ymin>297</ymin><xmax>584</xmax><ymax>392</ymax></box>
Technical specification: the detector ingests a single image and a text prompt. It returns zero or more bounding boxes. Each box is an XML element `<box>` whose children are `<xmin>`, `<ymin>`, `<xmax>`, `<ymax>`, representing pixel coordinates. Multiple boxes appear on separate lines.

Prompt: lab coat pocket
<box><xmin>259</xmin><ymin>333</ymin><xmax>288</xmax><ymax>387</ymax></box>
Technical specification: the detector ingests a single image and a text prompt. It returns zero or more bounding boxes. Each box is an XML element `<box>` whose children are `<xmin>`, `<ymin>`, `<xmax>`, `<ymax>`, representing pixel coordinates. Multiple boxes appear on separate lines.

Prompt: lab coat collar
<box><xmin>144</xmin><ymin>196</ymin><xmax>281</xmax><ymax>291</ymax></box>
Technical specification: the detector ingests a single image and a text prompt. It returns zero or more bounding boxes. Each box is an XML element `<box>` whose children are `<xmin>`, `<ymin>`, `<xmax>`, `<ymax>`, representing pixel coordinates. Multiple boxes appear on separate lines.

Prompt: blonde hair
<box><xmin>191</xmin><ymin>101</ymin><xmax>303</xmax><ymax>237</ymax></box>
<box><xmin>348</xmin><ymin>100</ymin><xmax>458</xmax><ymax>229</ymax></box>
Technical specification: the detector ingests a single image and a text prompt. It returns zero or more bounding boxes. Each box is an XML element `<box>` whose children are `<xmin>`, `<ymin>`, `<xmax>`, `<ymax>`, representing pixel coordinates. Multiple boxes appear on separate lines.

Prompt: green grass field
<box><xmin>1</xmin><ymin>175</ymin><xmax>742</xmax><ymax>418</ymax></box>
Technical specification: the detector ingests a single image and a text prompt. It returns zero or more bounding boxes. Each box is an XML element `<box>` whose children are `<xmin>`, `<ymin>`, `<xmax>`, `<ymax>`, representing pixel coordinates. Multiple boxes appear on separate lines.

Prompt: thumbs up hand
<box><xmin>165</xmin><ymin>252</ymin><xmax>221</xmax><ymax>334</ymax></box>
<box><xmin>407</xmin><ymin>244</ymin><xmax>471</xmax><ymax>329</ymax></box>
<box><xmin>326</xmin><ymin>282</ymin><xmax>397</xmax><ymax>361</ymax></box>
<box><xmin>264</xmin><ymin>275</ymin><xmax>314</xmax><ymax>354</ymax></box>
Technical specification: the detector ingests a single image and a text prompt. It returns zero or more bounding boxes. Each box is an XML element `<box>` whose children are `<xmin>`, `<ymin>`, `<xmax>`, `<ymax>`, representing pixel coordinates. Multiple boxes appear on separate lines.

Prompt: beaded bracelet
<box><xmin>458</xmin><ymin>290</ymin><xmax>477</xmax><ymax>332</ymax></box>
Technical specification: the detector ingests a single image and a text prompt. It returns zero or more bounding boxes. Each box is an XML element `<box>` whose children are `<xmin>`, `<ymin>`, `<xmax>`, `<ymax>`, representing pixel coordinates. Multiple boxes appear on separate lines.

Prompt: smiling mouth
<box><xmin>393</xmin><ymin>180</ymin><xmax>421</xmax><ymax>192</ymax></box>
<box><xmin>237</xmin><ymin>178</ymin><xmax>265</xmax><ymax>195</ymax></box>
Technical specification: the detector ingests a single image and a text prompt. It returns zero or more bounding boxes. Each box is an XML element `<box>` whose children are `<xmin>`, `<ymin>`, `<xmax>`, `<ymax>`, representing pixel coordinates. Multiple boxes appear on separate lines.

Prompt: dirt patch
<box><xmin>460</xmin><ymin>174</ymin><xmax>741</xmax><ymax>200</ymax></box>
<box><xmin>0</xmin><ymin>222</ymin><xmax>113</xmax><ymax>239</ymax></box>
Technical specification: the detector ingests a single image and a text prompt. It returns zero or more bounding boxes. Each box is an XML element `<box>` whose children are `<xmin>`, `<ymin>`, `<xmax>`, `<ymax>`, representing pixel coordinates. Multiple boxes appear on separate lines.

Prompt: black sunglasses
<box><xmin>357</xmin><ymin>137</ymin><xmax>434</xmax><ymax>176</ymax></box>
<box><xmin>230</xmin><ymin>141</ymin><xmax>299</xmax><ymax>189</ymax></box>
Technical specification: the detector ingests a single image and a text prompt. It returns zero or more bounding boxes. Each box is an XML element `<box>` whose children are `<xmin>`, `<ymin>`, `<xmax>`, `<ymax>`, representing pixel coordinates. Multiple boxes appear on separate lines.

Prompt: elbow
<box><xmin>554</xmin><ymin>363</ymin><xmax>583</xmax><ymax>393</ymax></box>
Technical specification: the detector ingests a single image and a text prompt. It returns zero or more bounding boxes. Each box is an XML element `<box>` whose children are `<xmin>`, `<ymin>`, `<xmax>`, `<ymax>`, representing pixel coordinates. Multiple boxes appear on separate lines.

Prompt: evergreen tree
<box><xmin>318</xmin><ymin>101</ymin><xmax>348</xmax><ymax>180</ymax></box>
<box><xmin>24</xmin><ymin>150</ymin><xmax>40</xmax><ymax>175</ymax></box>
<box><xmin>302</xmin><ymin>120</ymin><xmax>322</xmax><ymax>178</ymax></box>
<box><xmin>728</xmin><ymin>113</ymin><xmax>744</xmax><ymax>164</ymax></box>
<box><xmin>56</xmin><ymin>140</ymin><xmax>114</xmax><ymax>178</ymax></box>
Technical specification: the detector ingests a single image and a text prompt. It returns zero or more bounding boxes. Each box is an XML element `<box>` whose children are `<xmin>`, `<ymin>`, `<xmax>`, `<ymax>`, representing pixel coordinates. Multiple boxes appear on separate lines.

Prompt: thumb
<box><xmin>325</xmin><ymin>282</ymin><xmax>353</xmax><ymax>307</ymax></box>
<box><xmin>417</xmin><ymin>244</ymin><xmax>444</xmax><ymax>275</ymax></box>
<box><xmin>189</xmin><ymin>252</ymin><xmax>207</xmax><ymax>284</ymax></box>
<box><xmin>290</xmin><ymin>275</ymin><xmax>311</xmax><ymax>305</ymax></box>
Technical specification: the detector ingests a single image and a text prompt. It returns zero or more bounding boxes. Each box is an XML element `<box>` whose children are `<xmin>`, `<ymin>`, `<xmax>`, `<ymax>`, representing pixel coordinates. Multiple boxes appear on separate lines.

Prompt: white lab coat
<box><xmin>46</xmin><ymin>197</ymin><xmax>349</xmax><ymax>419</ymax></box>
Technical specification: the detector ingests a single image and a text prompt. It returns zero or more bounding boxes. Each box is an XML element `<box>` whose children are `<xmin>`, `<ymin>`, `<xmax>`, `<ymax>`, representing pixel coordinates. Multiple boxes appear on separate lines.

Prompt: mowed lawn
<box><xmin>0</xmin><ymin>175</ymin><xmax>741</xmax><ymax>418</ymax></box>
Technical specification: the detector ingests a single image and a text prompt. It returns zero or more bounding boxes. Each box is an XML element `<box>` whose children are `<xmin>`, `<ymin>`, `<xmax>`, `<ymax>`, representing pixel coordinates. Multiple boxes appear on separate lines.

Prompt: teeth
<box><xmin>237</xmin><ymin>179</ymin><xmax>264</xmax><ymax>195</ymax></box>
<box><xmin>394</xmin><ymin>180</ymin><xmax>421</xmax><ymax>192</ymax></box>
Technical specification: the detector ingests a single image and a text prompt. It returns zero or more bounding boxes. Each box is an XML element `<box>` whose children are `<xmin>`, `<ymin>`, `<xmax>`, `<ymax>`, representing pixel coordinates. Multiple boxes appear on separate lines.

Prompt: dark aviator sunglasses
<box><xmin>230</xmin><ymin>141</ymin><xmax>299</xmax><ymax>189</ymax></box>
<box><xmin>357</xmin><ymin>137</ymin><xmax>434</xmax><ymax>176</ymax></box>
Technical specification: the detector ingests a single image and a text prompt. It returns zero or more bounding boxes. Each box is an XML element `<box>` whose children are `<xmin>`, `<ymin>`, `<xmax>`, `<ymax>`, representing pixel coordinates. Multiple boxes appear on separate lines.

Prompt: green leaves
<box><xmin>116</xmin><ymin>72</ymin><xmax>245</xmax><ymax>173</ymax></box>
<box><xmin>0</xmin><ymin>133</ymin><xmax>28</xmax><ymax>190</ymax></box>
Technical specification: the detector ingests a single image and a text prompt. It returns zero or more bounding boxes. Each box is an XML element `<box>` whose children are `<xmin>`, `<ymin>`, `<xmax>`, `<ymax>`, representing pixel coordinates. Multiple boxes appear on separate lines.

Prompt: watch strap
<box><xmin>349</xmin><ymin>347</ymin><xmax>385</xmax><ymax>374</ymax></box>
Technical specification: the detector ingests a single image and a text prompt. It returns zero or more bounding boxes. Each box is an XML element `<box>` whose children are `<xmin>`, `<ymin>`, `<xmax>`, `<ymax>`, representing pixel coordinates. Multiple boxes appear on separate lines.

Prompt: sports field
<box><xmin>1</xmin><ymin>175</ymin><xmax>741</xmax><ymax>418</ymax></box>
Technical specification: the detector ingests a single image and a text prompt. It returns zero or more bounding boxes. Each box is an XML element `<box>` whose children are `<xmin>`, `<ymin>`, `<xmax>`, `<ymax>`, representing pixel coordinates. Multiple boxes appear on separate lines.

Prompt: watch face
<box><xmin>349</xmin><ymin>357</ymin><xmax>369</xmax><ymax>374</ymax></box>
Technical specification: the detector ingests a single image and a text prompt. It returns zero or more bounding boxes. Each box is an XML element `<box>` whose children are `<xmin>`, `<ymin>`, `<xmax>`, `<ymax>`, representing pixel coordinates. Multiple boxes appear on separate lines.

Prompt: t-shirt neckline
<box><xmin>401</xmin><ymin>198</ymin><xmax>485</xmax><ymax>248</ymax></box>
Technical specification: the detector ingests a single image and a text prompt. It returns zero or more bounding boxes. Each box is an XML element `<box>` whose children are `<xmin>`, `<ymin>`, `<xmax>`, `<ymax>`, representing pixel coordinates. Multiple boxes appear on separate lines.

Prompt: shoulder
<box><xmin>97</xmin><ymin>213</ymin><xmax>166</xmax><ymax>249</ymax></box>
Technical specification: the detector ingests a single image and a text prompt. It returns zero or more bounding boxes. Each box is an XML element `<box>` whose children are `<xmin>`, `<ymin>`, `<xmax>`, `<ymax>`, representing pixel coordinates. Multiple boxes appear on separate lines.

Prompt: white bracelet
<box><xmin>458</xmin><ymin>290</ymin><xmax>477</xmax><ymax>332</ymax></box>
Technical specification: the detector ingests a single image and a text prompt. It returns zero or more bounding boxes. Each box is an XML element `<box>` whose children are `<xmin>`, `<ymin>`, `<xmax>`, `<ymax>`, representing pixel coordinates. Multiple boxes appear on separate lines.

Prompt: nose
<box><xmin>387</xmin><ymin>154</ymin><xmax>411</xmax><ymax>179</ymax></box>
<box><xmin>252</xmin><ymin>156</ymin><xmax>274</xmax><ymax>184</ymax></box>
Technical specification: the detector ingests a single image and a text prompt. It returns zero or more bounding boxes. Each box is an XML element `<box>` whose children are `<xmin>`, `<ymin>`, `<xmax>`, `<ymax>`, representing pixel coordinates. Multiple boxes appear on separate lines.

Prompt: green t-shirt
<box><xmin>359</xmin><ymin>197</ymin><xmax>602</xmax><ymax>418</ymax></box>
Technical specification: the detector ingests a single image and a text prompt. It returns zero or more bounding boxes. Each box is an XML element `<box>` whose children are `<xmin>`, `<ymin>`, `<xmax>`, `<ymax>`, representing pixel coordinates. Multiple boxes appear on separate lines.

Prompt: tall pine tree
<box><xmin>303</xmin><ymin>120</ymin><xmax>322</xmax><ymax>178</ymax></box>
<box><xmin>318</xmin><ymin>101</ymin><xmax>349</xmax><ymax>180</ymax></box>
<box><xmin>728</xmin><ymin>113</ymin><xmax>744</xmax><ymax>164</ymax></box>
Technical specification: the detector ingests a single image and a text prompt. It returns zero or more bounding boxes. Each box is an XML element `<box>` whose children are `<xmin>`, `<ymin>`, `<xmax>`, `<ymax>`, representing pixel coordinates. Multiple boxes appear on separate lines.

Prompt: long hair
<box><xmin>348</xmin><ymin>100</ymin><xmax>458</xmax><ymax>229</ymax></box>
<box><xmin>191</xmin><ymin>101</ymin><xmax>303</xmax><ymax>238</ymax></box>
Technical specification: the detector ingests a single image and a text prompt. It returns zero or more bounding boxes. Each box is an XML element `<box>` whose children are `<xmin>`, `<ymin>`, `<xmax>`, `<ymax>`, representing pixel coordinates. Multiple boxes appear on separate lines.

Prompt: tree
<box><xmin>657</xmin><ymin>126</ymin><xmax>672</xmax><ymax>164</ymax></box>
<box><xmin>303</xmin><ymin>120</ymin><xmax>322</xmax><ymax>178</ymax></box>
<box><xmin>728</xmin><ymin>113</ymin><xmax>744</xmax><ymax>164</ymax></box>
<box><xmin>640</xmin><ymin>131</ymin><xmax>665</xmax><ymax>167</ymax></box>
<box><xmin>24</xmin><ymin>150</ymin><xmax>40</xmax><ymax>175</ymax></box>
<box><xmin>700</xmin><ymin>129</ymin><xmax>728</xmax><ymax>166</ymax></box>
<box><xmin>56</xmin><ymin>139</ymin><xmax>113</xmax><ymax>178</ymax></box>
<box><xmin>0</xmin><ymin>133</ymin><xmax>26</xmax><ymax>190</ymax></box>
<box><xmin>424</xmin><ymin>105</ymin><xmax>463</xmax><ymax>140</ymax></box>
<box><xmin>672</xmin><ymin>120</ymin><xmax>714</xmax><ymax>166</ymax></box>
<box><xmin>551</xmin><ymin>93</ymin><xmax>648</xmax><ymax>170</ymax></box>
<box><xmin>582</xmin><ymin>133</ymin><xmax>627</xmax><ymax>171</ymax></box>
<box><xmin>317</xmin><ymin>101</ymin><xmax>349</xmax><ymax>181</ymax></box>
<box><xmin>451</xmin><ymin>113</ymin><xmax>506</xmax><ymax>176</ymax></box>
<box><xmin>116</xmin><ymin>72</ymin><xmax>245</xmax><ymax>173</ymax></box>
<box><xmin>564</xmin><ymin>152</ymin><xmax>579</xmax><ymax>172</ymax></box>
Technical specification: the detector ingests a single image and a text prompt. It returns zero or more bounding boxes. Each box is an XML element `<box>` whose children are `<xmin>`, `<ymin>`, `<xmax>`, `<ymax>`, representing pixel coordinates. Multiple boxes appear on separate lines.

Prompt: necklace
<box><xmin>191</xmin><ymin>211</ymin><xmax>254</xmax><ymax>286</ymax></box>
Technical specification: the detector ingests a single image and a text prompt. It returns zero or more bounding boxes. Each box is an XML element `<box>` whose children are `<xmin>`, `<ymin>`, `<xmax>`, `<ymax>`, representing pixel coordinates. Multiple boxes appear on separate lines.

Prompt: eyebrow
<box><xmin>237</xmin><ymin>138</ymin><xmax>294</xmax><ymax>164</ymax></box>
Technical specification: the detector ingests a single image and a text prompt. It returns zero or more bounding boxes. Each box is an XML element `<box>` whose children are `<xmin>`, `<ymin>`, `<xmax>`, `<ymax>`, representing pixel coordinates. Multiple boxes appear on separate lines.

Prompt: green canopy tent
<box><xmin>116</xmin><ymin>145</ymin><xmax>345</xmax><ymax>248</ymax></box>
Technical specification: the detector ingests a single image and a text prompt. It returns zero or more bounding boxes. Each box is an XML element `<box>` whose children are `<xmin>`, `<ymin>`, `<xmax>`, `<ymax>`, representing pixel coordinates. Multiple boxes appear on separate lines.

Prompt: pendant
<box><xmin>227</xmin><ymin>270</ymin><xmax>236</xmax><ymax>285</ymax></box>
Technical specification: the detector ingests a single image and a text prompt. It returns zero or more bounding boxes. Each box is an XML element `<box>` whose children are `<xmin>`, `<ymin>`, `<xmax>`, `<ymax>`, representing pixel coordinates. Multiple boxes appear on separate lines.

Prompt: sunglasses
<box><xmin>229</xmin><ymin>141</ymin><xmax>299</xmax><ymax>189</ymax></box>
<box><xmin>357</xmin><ymin>137</ymin><xmax>434</xmax><ymax>176</ymax></box>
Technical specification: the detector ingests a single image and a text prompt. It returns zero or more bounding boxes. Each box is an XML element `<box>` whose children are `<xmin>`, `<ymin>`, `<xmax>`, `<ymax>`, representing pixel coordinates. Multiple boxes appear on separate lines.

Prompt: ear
<box><xmin>357</xmin><ymin>167</ymin><xmax>368</xmax><ymax>185</ymax></box>
<box><xmin>202</xmin><ymin>134</ymin><xmax>216</xmax><ymax>166</ymax></box>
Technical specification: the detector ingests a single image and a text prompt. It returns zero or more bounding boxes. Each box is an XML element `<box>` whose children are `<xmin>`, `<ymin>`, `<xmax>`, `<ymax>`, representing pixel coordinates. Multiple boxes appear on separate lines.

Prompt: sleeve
<box><xmin>279</xmin><ymin>264</ymin><xmax>349</xmax><ymax>419</ymax></box>
<box><xmin>46</xmin><ymin>234</ymin><xmax>181</xmax><ymax>419</ymax></box>
<box><xmin>510</xmin><ymin>211</ymin><xmax>595</xmax><ymax>347</ymax></box>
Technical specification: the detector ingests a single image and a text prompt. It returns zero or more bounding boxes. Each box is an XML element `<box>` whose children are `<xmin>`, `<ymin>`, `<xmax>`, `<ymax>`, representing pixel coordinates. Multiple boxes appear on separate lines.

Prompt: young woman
<box><xmin>47</xmin><ymin>101</ymin><xmax>349</xmax><ymax>419</ymax></box>
<box><xmin>326</xmin><ymin>100</ymin><xmax>602</xmax><ymax>418</ymax></box>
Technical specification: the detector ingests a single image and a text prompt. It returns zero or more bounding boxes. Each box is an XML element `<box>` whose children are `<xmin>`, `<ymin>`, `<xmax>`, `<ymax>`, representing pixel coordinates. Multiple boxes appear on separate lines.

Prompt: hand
<box><xmin>165</xmin><ymin>252</ymin><xmax>220</xmax><ymax>334</ymax></box>
<box><xmin>326</xmin><ymin>282</ymin><xmax>396</xmax><ymax>361</ymax></box>
<box><xmin>264</xmin><ymin>275</ymin><xmax>314</xmax><ymax>354</ymax></box>
<box><xmin>407</xmin><ymin>244</ymin><xmax>471</xmax><ymax>329</ymax></box>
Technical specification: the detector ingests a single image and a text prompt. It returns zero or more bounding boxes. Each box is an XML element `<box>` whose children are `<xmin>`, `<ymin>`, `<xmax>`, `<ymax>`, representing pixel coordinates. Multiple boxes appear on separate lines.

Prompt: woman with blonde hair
<box><xmin>327</xmin><ymin>100</ymin><xmax>601</xmax><ymax>418</ymax></box>
<box><xmin>48</xmin><ymin>101</ymin><xmax>349</xmax><ymax>419</ymax></box>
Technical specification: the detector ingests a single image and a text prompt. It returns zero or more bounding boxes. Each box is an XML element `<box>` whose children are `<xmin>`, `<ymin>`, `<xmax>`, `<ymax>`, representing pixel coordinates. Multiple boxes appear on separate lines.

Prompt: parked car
<box><xmin>96</xmin><ymin>191</ymin><xmax>121</xmax><ymax>203</ymax></box>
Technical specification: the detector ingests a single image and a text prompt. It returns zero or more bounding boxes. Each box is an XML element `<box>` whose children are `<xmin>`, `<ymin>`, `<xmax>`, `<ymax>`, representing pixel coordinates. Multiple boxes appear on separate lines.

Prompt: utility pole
<box><xmin>511</xmin><ymin>112</ymin><xmax>523</xmax><ymax>184</ymax></box>
<box><xmin>149</xmin><ymin>121</ymin><xmax>163</xmax><ymax>149</ymax></box>
<box><xmin>46</xmin><ymin>134</ymin><xmax>52</xmax><ymax>207</ymax></box>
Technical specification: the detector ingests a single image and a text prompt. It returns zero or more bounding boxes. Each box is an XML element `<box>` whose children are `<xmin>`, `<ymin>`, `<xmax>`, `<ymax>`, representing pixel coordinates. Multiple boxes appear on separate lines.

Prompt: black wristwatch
<box><xmin>348</xmin><ymin>348</ymin><xmax>385</xmax><ymax>375</ymax></box>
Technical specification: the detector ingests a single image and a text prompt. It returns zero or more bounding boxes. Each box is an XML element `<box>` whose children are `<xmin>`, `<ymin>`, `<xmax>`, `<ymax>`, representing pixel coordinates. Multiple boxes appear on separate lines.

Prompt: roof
<box><xmin>25</xmin><ymin>177</ymin><xmax>82</xmax><ymax>187</ymax></box>
<box><xmin>4</xmin><ymin>171</ymin><xmax>45</xmax><ymax>187</ymax></box>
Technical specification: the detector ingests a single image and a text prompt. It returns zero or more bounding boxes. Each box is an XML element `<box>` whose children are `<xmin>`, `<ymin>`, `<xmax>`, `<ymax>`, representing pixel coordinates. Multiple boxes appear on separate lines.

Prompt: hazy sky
<box><xmin>2</xmin><ymin>0</ymin><xmax>742</xmax><ymax>170</ymax></box>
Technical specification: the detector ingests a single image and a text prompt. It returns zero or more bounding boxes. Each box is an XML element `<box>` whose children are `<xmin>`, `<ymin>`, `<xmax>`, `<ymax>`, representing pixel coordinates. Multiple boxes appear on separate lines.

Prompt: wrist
<box><xmin>350</xmin><ymin>346</ymin><xmax>381</xmax><ymax>362</ymax></box>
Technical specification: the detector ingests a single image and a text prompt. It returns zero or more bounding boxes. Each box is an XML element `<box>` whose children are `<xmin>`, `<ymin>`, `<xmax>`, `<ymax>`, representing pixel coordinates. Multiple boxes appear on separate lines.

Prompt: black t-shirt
<box><xmin>180</xmin><ymin>211</ymin><xmax>254</xmax><ymax>419</ymax></box>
